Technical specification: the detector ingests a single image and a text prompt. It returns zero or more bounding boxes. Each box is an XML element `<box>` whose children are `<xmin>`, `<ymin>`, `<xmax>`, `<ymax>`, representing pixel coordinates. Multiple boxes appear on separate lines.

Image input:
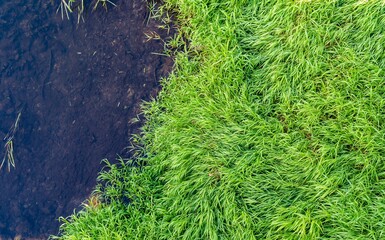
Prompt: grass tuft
<box><xmin>1</xmin><ymin>111</ymin><xmax>21</xmax><ymax>172</ymax></box>
<box><xmin>56</xmin><ymin>0</ymin><xmax>116</xmax><ymax>22</ymax></box>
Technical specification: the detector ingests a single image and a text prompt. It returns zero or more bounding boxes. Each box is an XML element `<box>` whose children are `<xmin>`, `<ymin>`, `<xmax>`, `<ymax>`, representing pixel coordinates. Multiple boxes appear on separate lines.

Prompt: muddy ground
<box><xmin>0</xmin><ymin>0</ymin><xmax>173</xmax><ymax>238</ymax></box>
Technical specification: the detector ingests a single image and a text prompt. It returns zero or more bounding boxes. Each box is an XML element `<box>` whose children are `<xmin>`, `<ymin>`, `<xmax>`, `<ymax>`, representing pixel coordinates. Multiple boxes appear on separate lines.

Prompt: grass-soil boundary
<box><xmin>54</xmin><ymin>0</ymin><xmax>385</xmax><ymax>239</ymax></box>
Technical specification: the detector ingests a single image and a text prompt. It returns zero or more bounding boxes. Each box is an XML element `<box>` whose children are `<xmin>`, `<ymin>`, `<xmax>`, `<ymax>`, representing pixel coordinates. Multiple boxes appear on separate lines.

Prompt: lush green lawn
<box><xmin>55</xmin><ymin>0</ymin><xmax>385</xmax><ymax>239</ymax></box>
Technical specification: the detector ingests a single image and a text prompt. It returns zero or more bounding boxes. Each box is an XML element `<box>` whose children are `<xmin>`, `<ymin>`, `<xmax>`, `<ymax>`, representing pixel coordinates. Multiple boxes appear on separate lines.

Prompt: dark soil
<box><xmin>0</xmin><ymin>0</ymin><xmax>173</xmax><ymax>238</ymax></box>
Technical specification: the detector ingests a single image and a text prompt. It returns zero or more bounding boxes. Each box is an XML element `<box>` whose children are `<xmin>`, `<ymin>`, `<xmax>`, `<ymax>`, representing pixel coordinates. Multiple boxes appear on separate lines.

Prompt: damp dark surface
<box><xmin>0</xmin><ymin>0</ymin><xmax>173</xmax><ymax>238</ymax></box>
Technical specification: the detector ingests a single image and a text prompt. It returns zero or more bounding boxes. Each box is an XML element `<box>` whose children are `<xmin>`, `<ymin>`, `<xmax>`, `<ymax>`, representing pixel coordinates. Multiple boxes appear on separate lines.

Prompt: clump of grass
<box><xmin>1</xmin><ymin>111</ymin><xmax>21</xmax><ymax>172</ymax></box>
<box><xmin>55</xmin><ymin>0</ymin><xmax>385</xmax><ymax>239</ymax></box>
<box><xmin>57</xmin><ymin>0</ymin><xmax>116</xmax><ymax>22</ymax></box>
<box><xmin>92</xmin><ymin>0</ymin><xmax>116</xmax><ymax>11</ymax></box>
<box><xmin>1</xmin><ymin>140</ymin><xmax>15</xmax><ymax>172</ymax></box>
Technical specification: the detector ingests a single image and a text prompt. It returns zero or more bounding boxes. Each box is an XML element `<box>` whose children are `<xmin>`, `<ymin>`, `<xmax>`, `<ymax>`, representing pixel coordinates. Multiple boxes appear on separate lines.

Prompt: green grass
<box><xmin>54</xmin><ymin>0</ymin><xmax>385</xmax><ymax>239</ymax></box>
<box><xmin>1</xmin><ymin>111</ymin><xmax>21</xmax><ymax>172</ymax></box>
<box><xmin>57</xmin><ymin>0</ymin><xmax>116</xmax><ymax>21</ymax></box>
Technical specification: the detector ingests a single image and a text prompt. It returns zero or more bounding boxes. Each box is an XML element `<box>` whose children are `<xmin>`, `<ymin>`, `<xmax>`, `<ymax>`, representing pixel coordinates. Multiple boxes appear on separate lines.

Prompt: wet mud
<box><xmin>0</xmin><ymin>0</ymin><xmax>173</xmax><ymax>238</ymax></box>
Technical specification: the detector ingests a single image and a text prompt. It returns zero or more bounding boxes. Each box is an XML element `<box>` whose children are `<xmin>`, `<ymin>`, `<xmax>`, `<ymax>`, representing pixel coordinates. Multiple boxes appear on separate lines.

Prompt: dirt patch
<box><xmin>0</xmin><ymin>0</ymin><xmax>173</xmax><ymax>238</ymax></box>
